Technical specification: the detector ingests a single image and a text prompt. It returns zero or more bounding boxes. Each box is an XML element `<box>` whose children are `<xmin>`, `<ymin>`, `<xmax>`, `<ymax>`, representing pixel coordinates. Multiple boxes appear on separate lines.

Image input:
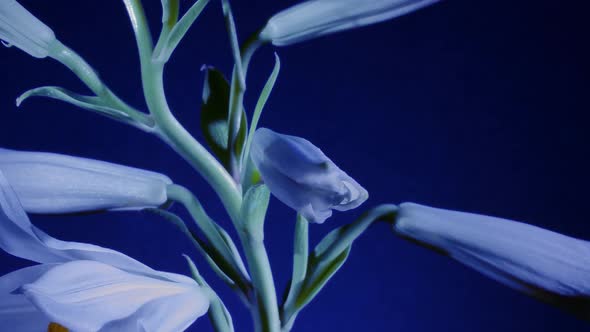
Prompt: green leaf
<box><xmin>201</xmin><ymin>67</ymin><xmax>247</xmax><ymax>172</ymax></box>
<box><xmin>143</xmin><ymin>208</ymin><xmax>236</xmax><ymax>286</ymax></box>
<box><xmin>296</xmin><ymin>245</ymin><xmax>351</xmax><ymax>310</ymax></box>
<box><xmin>221</xmin><ymin>0</ymin><xmax>245</xmax><ymax>88</ymax></box>
<box><xmin>154</xmin><ymin>0</ymin><xmax>211</xmax><ymax>62</ymax></box>
<box><xmin>214</xmin><ymin>223</ymin><xmax>250</xmax><ymax>279</ymax></box>
<box><xmin>240</xmin><ymin>53</ymin><xmax>281</xmax><ymax>179</ymax></box>
<box><xmin>295</xmin><ymin>224</ymin><xmax>351</xmax><ymax>309</ymax></box>
<box><xmin>240</xmin><ymin>184</ymin><xmax>270</xmax><ymax>240</ymax></box>
<box><xmin>161</xmin><ymin>0</ymin><xmax>180</xmax><ymax>27</ymax></box>
<box><xmin>201</xmin><ymin>67</ymin><xmax>231</xmax><ymax>165</ymax></box>
<box><xmin>184</xmin><ymin>255</ymin><xmax>235</xmax><ymax>332</ymax></box>
<box><xmin>282</xmin><ymin>215</ymin><xmax>309</xmax><ymax>312</ymax></box>
<box><xmin>287</xmin><ymin>205</ymin><xmax>399</xmax><ymax>317</ymax></box>
<box><xmin>17</xmin><ymin>86</ymin><xmax>138</xmax><ymax>124</ymax></box>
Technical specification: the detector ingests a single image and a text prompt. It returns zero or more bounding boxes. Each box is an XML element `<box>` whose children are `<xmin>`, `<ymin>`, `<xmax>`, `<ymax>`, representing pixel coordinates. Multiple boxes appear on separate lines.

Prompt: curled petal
<box><xmin>394</xmin><ymin>203</ymin><xmax>590</xmax><ymax>315</ymax></box>
<box><xmin>20</xmin><ymin>260</ymin><xmax>209</xmax><ymax>332</ymax></box>
<box><xmin>0</xmin><ymin>148</ymin><xmax>172</xmax><ymax>214</ymax></box>
<box><xmin>251</xmin><ymin>128</ymin><xmax>368</xmax><ymax>223</ymax></box>
<box><xmin>0</xmin><ymin>0</ymin><xmax>56</xmax><ymax>58</ymax></box>
<box><xmin>259</xmin><ymin>0</ymin><xmax>439</xmax><ymax>46</ymax></box>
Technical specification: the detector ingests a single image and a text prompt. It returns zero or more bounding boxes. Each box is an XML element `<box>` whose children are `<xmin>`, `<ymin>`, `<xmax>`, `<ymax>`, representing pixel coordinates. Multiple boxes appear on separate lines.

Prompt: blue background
<box><xmin>1</xmin><ymin>0</ymin><xmax>589</xmax><ymax>331</ymax></box>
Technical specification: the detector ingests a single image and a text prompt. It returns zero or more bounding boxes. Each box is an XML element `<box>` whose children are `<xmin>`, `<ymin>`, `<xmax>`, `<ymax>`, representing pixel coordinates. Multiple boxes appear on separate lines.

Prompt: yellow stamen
<box><xmin>47</xmin><ymin>322</ymin><xmax>69</xmax><ymax>332</ymax></box>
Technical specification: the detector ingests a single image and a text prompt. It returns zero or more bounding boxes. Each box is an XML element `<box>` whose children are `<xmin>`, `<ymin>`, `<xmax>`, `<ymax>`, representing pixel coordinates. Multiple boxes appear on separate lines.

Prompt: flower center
<box><xmin>47</xmin><ymin>322</ymin><xmax>69</xmax><ymax>332</ymax></box>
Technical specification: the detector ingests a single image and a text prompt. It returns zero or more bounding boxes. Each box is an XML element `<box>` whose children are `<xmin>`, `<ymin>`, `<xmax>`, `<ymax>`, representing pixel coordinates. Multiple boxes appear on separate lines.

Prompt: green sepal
<box><xmin>239</xmin><ymin>184</ymin><xmax>270</xmax><ymax>240</ymax></box>
<box><xmin>201</xmin><ymin>67</ymin><xmax>246</xmax><ymax>172</ymax></box>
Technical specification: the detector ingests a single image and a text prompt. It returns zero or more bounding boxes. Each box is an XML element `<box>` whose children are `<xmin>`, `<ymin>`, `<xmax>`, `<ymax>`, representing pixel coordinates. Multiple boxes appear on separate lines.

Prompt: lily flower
<box><xmin>250</xmin><ymin>128</ymin><xmax>368</xmax><ymax>223</ymax></box>
<box><xmin>394</xmin><ymin>203</ymin><xmax>590</xmax><ymax>317</ymax></box>
<box><xmin>259</xmin><ymin>0</ymin><xmax>440</xmax><ymax>46</ymax></box>
<box><xmin>0</xmin><ymin>171</ymin><xmax>209</xmax><ymax>331</ymax></box>
<box><xmin>0</xmin><ymin>0</ymin><xmax>57</xmax><ymax>58</ymax></box>
<box><xmin>0</xmin><ymin>147</ymin><xmax>172</xmax><ymax>214</ymax></box>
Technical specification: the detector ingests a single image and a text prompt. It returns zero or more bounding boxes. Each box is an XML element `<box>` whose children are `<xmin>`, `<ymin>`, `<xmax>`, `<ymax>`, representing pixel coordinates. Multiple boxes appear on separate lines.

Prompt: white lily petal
<box><xmin>0</xmin><ymin>174</ymin><xmax>209</xmax><ymax>331</ymax></box>
<box><xmin>251</xmin><ymin>128</ymin><xmax>368</xmax><ymax>223</ymax></box>
<box><xmin>21</xmin><ymin>260</ymin><xmax>208</xmax><ymax>332</ymax></box>
<box><xmin>0</xmin><ymin>0</ymin><xmax>56</xmax><ymax>58</ymax></box>
<box><xmin>0</xmin><ymin>148</ymin><xmax>172</xmax><ymax>214</ymax></box>
<box><xmin>259</xmin><ymin>0</ymin><xmax>439</xmax><ymax>46</ymax></box>
<box><xmin>395</xmin><ymin>203</ymin><xmax>590</xmax><ymax>312</ymax></box>
<box><xmin>101</xmin><ymin>291</ymin><xmax>209</xmax><ymax>332</ymax></box>
<box><xmin>0</xmin><ymin>265</ymin><xmax>53</xmax><ymax>331</ymax></box>
<box><xmin>0</xmin><ymin>171</ymin><xmax>174</xmax><ymax>279</ymax></box>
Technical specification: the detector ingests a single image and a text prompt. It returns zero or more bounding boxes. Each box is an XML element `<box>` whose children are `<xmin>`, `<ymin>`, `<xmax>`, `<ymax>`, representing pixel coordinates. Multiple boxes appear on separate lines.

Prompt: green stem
<box><xmin>240</xmin><ymin>230</ymin><xmax>281</xmax><ymax>332</ymax></box>
<box><xmin>47</xmin><ymin>40</ymin><xmax>154</xmax><ymax>129</ymax></box>
<box><xmin>281</xmin><ymin>205</ymin><xmax>399</xmax><ymax>330</ymax></box>
<box><xmin>318</xmin><ymin>205</ymin><xmax>398</xmax><ymax>264</ymax></box>
<box><xmin>239</xmin><ymin>185</ymin><xmax>280</xmax><ymax>332</ymax></box>
<box><xmin>123</xmin><ymin>0</ymin><xmax>243</xmax><ymax>221</ymax></box>
<box><xmin>185</xmin><ymin>255</ymin><xmax>235</xmax><ymax>332</ymax></box>
<box><xmin>167</xmin><ymin>185</ymin><xmax>251</xmax><ymax>296</ymax></box>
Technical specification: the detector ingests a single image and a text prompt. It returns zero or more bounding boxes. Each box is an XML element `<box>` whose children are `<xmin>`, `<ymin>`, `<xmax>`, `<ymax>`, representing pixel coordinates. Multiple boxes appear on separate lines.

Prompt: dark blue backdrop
<box><xmin>2</xmin><ymin>1</ymin><xmax>589</xmax><ymax>331</ymax></box>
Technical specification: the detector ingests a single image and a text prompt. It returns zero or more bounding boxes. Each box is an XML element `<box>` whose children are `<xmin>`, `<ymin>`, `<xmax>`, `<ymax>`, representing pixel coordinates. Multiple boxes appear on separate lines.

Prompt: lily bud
<box><xmin>259</xmin><ymin>0</ymin><xmax>439</xmax><ymax>46</ymax></box>
<box><xmin>394</xmin><ymin>203</ymin><xmax>590</xmax><ymax>316</ymax></box>
<box><xmin>0</xmin><ymin>0</ymin><xmax>56</xmax><ymax>58</ymax></box>
<box><xmin>0</xmin><ymin>148</ymin><xmax>172</xmax><ymax>214</ymax></box>
<box><xmin>251</xmin><ymin>128</ymin><xmax>368</xmax><ymax>223</ymax></box>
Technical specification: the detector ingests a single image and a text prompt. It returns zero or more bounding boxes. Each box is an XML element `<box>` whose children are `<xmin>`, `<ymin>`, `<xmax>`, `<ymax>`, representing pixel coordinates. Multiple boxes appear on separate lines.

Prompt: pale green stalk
<box><xmin>281</xmin><ymin>215</ymin><xmax>309</xmax><ymax>332</ymax></box>
<box><xmin>281</xmin><ymin>205</ymin><xmax>399</xmax><ymax>330</ymax></box>
<box><xmin>185</xmin><ymin>255</ymin><xmax>235</xmax><ymax>332</ymax></box>
<box><xmin>240</xmin><ymin>185</ymin><xmax>281</xmax><ymax>332</ymax></box>
<box><xmin>122</xmin><ymin>0</ymin><xmax>242</xmax><ymax>222</ymax></box>
<box><xmin>47</xmin><ymin>40</ymin><xmax>154</xmax><ymax>129</ymax></box>
<box><xmin>167</xmin><ymin>184</ymin><xmax>251</xmax><ymax>297</ymax></box>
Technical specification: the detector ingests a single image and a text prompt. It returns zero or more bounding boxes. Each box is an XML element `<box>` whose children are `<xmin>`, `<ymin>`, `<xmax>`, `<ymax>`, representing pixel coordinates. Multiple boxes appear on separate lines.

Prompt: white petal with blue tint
<box><xmin>251</xmin><ymin>128</ymin><xmax>368</xmax><ymax>223</ymax></box>
<box><xmin>0</xmin><ymin>0</ymin><xmax>56</xmax><ymax>58</ymax></box>
<box><xmin>0</xmin><ymin>265</ymin><xmax>53</xmax><ymax>331</ymax></box>
<box><xmin>0</xmin><ymin>170</ymin><xmax>197</xmax><ymax>284</ymax></box>
<box><xmin>0</xmin><ymin>172</ymin><xmax>210</xmax><ymax>331</ymax></box>
<box><xmin>394</xmin><ymin>203</ymin><xmax>590</xmax><ymax>308</ymax></box>
<box><xmin>0</xmin><ymin>148</ymin><xmax>172</xmax><ymax>214</ymax></box>
<box><xmin>259</xmin><ymin>0</ymin><xmax>440</xmax><ymax>46</ymax></box>
<box><xmin>101</xmin><ymin>291</ymin><xmax>210</xmax><ymax>332</ymax></box>
<box><xmin>20</xmin><ymin>260</ymin><xmax>209</xmax><ymax>332</ymax></box>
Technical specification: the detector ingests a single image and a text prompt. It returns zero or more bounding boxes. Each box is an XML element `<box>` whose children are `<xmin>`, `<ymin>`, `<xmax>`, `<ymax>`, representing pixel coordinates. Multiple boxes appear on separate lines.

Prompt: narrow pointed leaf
<box><xmin>201</xmin><ymin>67</ymin><xmax>246</xmax><ymax>171</ymax></box>
<box><xmin>144</xmin><ymin>208</ymin><xmax>236</xmax><ymax>287</ymax></box>
<box><xmin>291</xmin><ymin>205</ymin><xmax>398</xmax><ymax>315</ymax></box>
<box><xmin>283</xmin><ymin>214</ymin><xmax>309</xmax><ymax>312</ymax></box>
<box><xmin>296</xmin><ymin>245</ymin><xmax>351</xmax><ymax>310</ymax></box>
<box><xmin>154</xmin><ymin>0</ymin><xmax>211</xmax><ymax>62</ymax></box>
<box><xmin>184</xmin><ymin>255</ymin><xmax>235</xmax><ymax>332</ymax></box>
<box><xmin>16</xmin><ymin>86</ymin><xmax>143</xmax><ymax>128</ymax></box>
<box><xmin>241</xmin><ymin>53</ymin><xmax>281</xmax><ymax>177</ymax></box>
<box><xmin>161</xmin><ymin>0</ymin><xmax>180</xmax><ymax>27</ymax></box>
